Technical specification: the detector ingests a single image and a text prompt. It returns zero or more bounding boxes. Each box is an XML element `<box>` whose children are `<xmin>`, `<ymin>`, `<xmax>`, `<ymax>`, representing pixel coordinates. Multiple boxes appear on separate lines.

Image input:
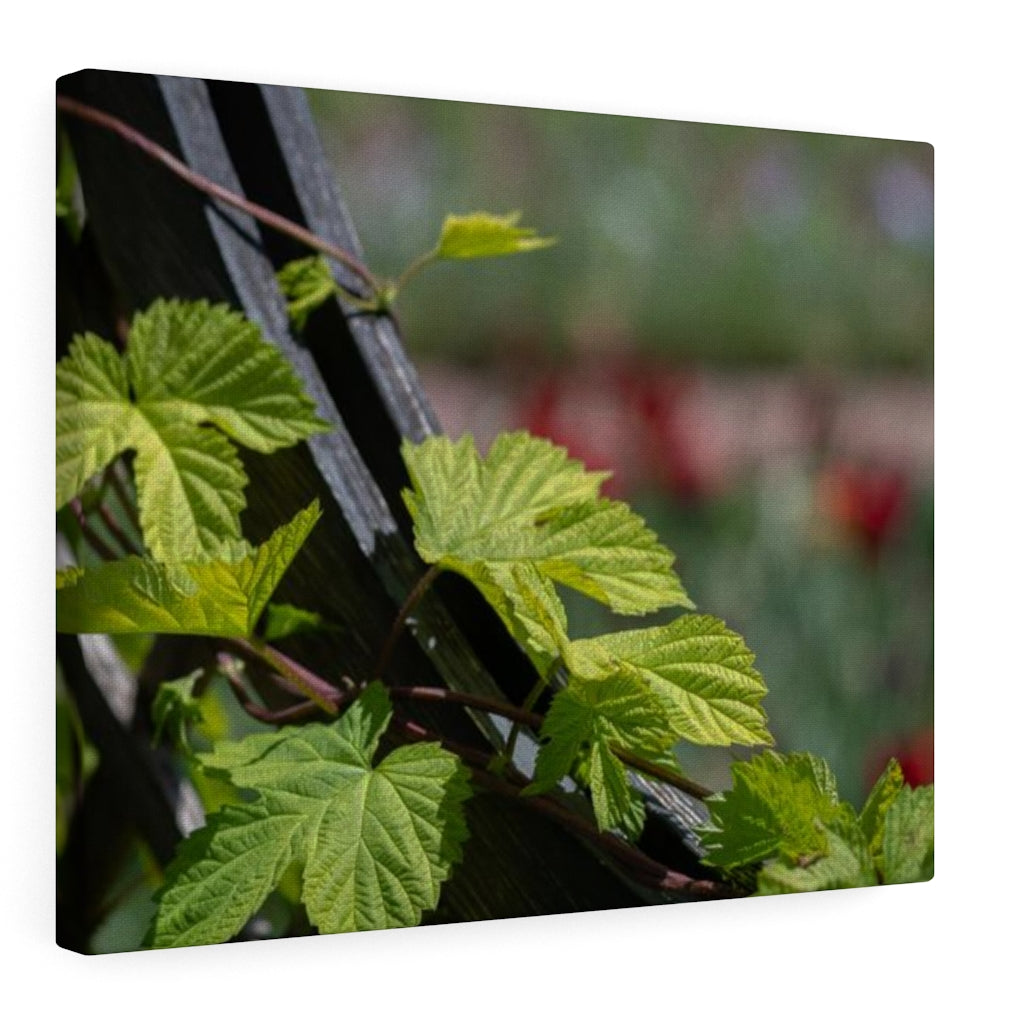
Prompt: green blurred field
<box><xmin>309</xmin><ymin>90</ymin><xmax>934</xmax><ymax>806</ymax></box>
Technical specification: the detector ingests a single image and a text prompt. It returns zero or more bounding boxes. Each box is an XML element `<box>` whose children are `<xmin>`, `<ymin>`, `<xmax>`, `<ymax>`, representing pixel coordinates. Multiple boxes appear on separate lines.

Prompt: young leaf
<box><xmin>152</xmin><ymin>670</ymin><xmax>205</xmax><ymax>755</ymax></box>
<box><xmin>567</xmin><ymin>615</ymin><xmax>771</xmax><ymax>747</ymax></box>
<box><xmin>757</xmin><ymin>806</ymin><xmax>878</xmax><ymax>895</ymax></box>
<box><xmin>147</xmin><ymin>683</ymin><xmax>472</xmax><ymax>946</ymax></box>
<box><xmin>698</xmin><ymin>751</ymin><xmax>842</xmax><ymax>869</ymax></box>
<box><xmin>880</xmin><ymin>784</ymin><xmax>934</xmax><ymax>884</ymax></box>
<box><xmin>860</xmin><ymin>757</ymin><xmax>905</xmax><ymax>858</ymax></box>
<box><xmin>276</xmin><ymin>255</ymin><xmax>339</xmax><ymax>330</ymax></box>
<box><xmin>56</xmin><ymin>502</ymin><xmax>320</xmax><ymax>637</ymax></box>
<box><xmin>526</xmin><ymin>675</ymin><xmax>677</xmax><ymax>839</ymax></box>
<box><xmin>434</xmin><ymin>211</ymin><xmax>556</xmax><ymax>261</ymax></box>
<box><xmin>56</xmin><ymin>299</ymin><xmax>330</xmax><ymax>560</ymax></box>
<box><xmin>402</xmin><ymin>432</ymin><xmax>692</xmax><ymax>620</ymax></box>
<box><xmin>261</xmin><ymin>602</ymin><xmax>331</xmax><ymax>642</ymax></box>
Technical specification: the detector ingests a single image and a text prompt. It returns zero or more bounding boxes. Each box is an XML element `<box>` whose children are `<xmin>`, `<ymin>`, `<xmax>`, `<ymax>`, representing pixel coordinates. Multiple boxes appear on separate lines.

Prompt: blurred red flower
<box><xmin>818</xmin><ymin>461</ymin><xmax>909</xmax><ymax>559</ymax></box>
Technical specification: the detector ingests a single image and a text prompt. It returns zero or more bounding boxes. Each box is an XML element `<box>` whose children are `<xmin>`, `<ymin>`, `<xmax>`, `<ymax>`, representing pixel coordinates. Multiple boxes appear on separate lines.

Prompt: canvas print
<box><xmin>55</xmin><ymin>69</ymin><xmax>933</xmax><ymax>954</ymax></box>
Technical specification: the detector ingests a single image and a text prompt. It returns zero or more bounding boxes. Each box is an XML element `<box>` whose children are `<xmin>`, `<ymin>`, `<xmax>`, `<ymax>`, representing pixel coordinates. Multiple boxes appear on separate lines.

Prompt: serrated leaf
<box><xmin>276</xmin><ymin>255</ymin><xmax>339</xmax><ymax>330</ymax></box>
<box><xmin>471</xmin><ymin>563</ymin><xmax>571</xmax><ymax>675</ymax></box>
<box><xmin>147</xmin><ymin>683</ymin><xmax>472</xmax><ymax>946</ymax></box>
<box><xmin>56</xmin><ymin>502</ymin><xmax>320</xmax><ymax>637</ymax></box>
<box><xmin>147</xmin><ymin>799</ymin><xmax>304</xmax><ymax>949</ymax></box>
<box><xmin>56</xmin><ymin>333</ymin><xmax>135</xmax><ymax>511</ymax></box>
<box><xmin>56</xmin><ymin>299</ymin><xmax>330</xmax><ymax>560</ymax></box>
<box><xmin>152</xmin><ymin>670</ymin><xmax>205</xmax><ymax>755</ymax></box>
<box><xmin>402</xmin><ymin>432</ymin><xmax>691</xmax><ymax>623</ymax></box>
<box><xmin>434</xmin><ymin>211</ymin><xmax>556</xmax><ymax>261</ymax></box>
<box><xmin>131</xmin><ymin>414</ymin><xmax>249</xmax><ymax>563</ymax></box>
<box><xmin>699</xmin><ymin>751</ymin><xmax>842</xmax><ymax>869</ymax></box>
<box><xmin>526</xmin><ymin>675</ymin><xmax>675</xmax><ymax>839</ymax></box>
<box><xmin>567</xmin><ymin>615</ymin><xmax>771</xmax><ymax>746</ymax></box>
<box><xmin>757</xmin><ymin>806</ymin><xmax>877</xmax><ymax>895</ymax></box>
<box><xmin>880</xmin><ymin>784</ymin><xmax>934</xmax><ymax>884</ymax></box>
<box><xmin>587</xmin><ymin>740</ymin><xmax>647</xmax><ymax>841</ymax></box>
<box><xmin>860</xmin><ymin>757</ymin><xmax>905</xmax><ymax>859</ymax></box>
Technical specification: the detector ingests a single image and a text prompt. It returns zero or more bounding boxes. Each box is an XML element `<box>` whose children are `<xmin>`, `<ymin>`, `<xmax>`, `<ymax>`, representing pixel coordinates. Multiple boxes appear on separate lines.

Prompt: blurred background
<box><xmin>308</xmin><ymin>90</ymin><xmax>933</xmax><ymax>805</ymax></box>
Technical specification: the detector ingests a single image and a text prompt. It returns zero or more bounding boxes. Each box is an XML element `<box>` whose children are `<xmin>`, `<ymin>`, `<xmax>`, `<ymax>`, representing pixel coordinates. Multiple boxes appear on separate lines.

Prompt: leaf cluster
<box><xmin>698</xmin><ymin>753</ymin><xmax>934</xmax><ymax>893</ymax></box>
<box><xmin>56</xmin><ymin>300</ymin><xmax>329</xmax><ymax>641</ymax></box>
<box><xmin>401</xmin><ymin>432</ymin><xmax>772</xmax><ymax>838</ymax></box>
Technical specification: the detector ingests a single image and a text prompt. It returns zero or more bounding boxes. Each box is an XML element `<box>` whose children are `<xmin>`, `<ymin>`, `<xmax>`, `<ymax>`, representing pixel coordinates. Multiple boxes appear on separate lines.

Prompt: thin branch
<box><xmin>392</xmin><ymin>714</ymin><xmax>498</xmax><ymax>774</ymax></box>
<box><xmin>610</xmin><ymin>746</ymin><xmax>714</xmax><ymax>801</ymax></box>
<box><xmin>56</xmin><ymin>94</ymin><xmax>379</xmax><ymax>299</ymax></box>
<box><xmin>95</xmin><ymin>500</ymin><xmax>141</xmax><ymax>557</ymax></box>
<box><xmin>217</xmin><ymin>653</ymin><xmax>323</xmax><ymax>725</ymax></box>
<box><xmin>393</xmin><ymin>248</ymin><xmax>438</xmax><ymax>295</ymax></box>
<box><xmin>106</xmin><ymin>461</ymin><xmax>141</xmax><ymax>536</ymax></box>
<box><xmin>69</xmin><ymin>497</ymin><xmax>118</xmax><ymax>562</ymax></box>
<box><xmin>388</xmin><ymin>685</ymin><xmax>543</xmax><ymax>729</ymax></box>
<box><xmin>229</xmin><ymin>638</ymin><xmax>342</xmax><ymax>714</ymax></box>
<box><xmin>373</xmin><ymin>563</ymin><xmax>442</xmax><ymax>680</ymax></box>
<box><xmin>392</xmin><ymin>715</ymin><xmax>737</xmax><ymax>899</ymax></box>
<box><xmin>499</xmin><ymin>674</ymin><xmax>549</xmax><ymax>767</ymax></box>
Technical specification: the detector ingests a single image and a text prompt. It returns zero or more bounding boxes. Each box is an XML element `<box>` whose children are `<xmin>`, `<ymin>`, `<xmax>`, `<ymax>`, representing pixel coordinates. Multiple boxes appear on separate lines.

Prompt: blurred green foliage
<box><xmin>308</xmin><ymin>90</ymin><xmax>932</xmax><ymax>368</ymax></box>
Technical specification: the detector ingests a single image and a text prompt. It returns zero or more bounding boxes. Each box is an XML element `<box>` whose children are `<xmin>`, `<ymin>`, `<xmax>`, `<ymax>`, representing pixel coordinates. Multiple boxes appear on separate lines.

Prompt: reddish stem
<box><xmin>56</xmin><ymin>94</ymin><xmax>379</xmax><ymax>298</ymax></box>
<box><xmin>391</xmin><ymin>715</ymin><xmax>736</xmax><ymax>899</ymax></box>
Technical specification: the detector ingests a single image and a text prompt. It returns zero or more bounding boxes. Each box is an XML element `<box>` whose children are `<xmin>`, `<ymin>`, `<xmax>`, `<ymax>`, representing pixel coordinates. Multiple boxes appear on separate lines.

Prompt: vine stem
<box><xmin>69</xmin><ymin>497</ymin><xmax>118</xmax><ymax>562</ymax></box>
<box><xmin>373</xmin><ymin>563</ymin><xmax>442</xmax><ymax>680</ymax></box>
<box><xmin>392</xmin><ymin>715</ymin><xmax>736</xmax><ymax>899</ymax></box>
<box><xmin>392</xmin><ymin>248</ymin><xmax>438</xmax><ymax>295</ymax></box>
<box><xmin>55</xmin><ymin>95</ymin><xmax>380</xmax><ymax>300</ymax></box>
<box><xmin>106</xmin><ymin>461</ymin><xmax>141</xmax><ymax>536</ymax></box>
<box><xmin>389</xmin><ymin>686</ymin><xmax>543</xmax><ymax>729</ymax></box>
<box><xmin>230</xmin><ymin>639</ymin><xmax>343</xmax><ymax>714</ymax></box>
<box><xmin>95</xmin><ymin>500</ymin><xmax>140</xmax><ymax>557</ymax></box>
<box><xmin>222</xmin><ymin>637</ymin><xmax>714</xmax><ymax>804</ymax></box>
<box><xmin>611</xmin><ymin>747</ymin><xmax>714</xmax><ymax>801</ymax></box>
<box><xmin>217</xmin><ymin>654</ymin><xmax>321</xmax><ymax>725</ymax></box>
<box><xmin>497</xmin><ymin>674</ymin><xmax>549</xmax><ymax>769</ymax></box>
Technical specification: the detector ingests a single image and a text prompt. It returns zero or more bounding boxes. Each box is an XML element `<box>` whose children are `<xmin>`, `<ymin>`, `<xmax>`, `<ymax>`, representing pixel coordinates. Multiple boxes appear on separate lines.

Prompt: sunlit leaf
<box><xmin>56</xmin><ymin>299</ymin><xmax>330</xmax><ymax>560</ymax></box>
<box><xmin>434</xmin><ymin>211</ymin><xmax>556</xmax><ymax>261</ymax></box>
<box><xmin>56</xmin><ymin>502</ymin><xmax>320</xmax><ymax>638</ymax></box>
<box><xmin>147</xmin><ymin>683</ymin><xmax>472</xmax><ymax>946</ymax></box>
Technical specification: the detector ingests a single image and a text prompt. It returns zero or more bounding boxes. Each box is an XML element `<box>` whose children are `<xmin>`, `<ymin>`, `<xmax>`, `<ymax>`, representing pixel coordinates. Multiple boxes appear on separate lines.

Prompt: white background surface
<box><xmin>5</xmin><ymin>2</ymin><xmax>1018</xmax><ymax>1020</ymax></box>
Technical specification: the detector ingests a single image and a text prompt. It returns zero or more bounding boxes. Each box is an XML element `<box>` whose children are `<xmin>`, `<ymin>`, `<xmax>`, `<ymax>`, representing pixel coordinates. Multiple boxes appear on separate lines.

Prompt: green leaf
<box><xmin>585</xmin><ymin>740</ymin><xmax>647</xmax><ymax>841</ymax></box>
<box><xmin>147</xmin><ymin>683</ymin><xmax>472</xmax><ymax>946</ymax></box>
<box><xmin>402</xmin><ymin>432</ymin><xmax>691</xmax><ymax>622</ymax></box>
<box><xmin>434</xmin><ymin>211</ymin><xmax>556</xmax><ymax>261</ymax></box>
<box><xmin>276</xmin><ymin>255</ymin><xmax>339</xmax><ymax>330</ymax></box>
<box><xmin>56</xmin><ymin>333</ymin><xmax>135</xmax><ymax>513</ymax></box>
<box><xmin>470</xmin><ymin>563</ymin><xmax>571</xmax><ymax>676</ymax></box>
<box><xmin>860</xmin><ymin>757</ymin><xmax>905</xmax><ymax>859</ymax></box>
<box><xmin>880</xmin><ymin>784</ymin><xmax>934</xmax><ymax>884</ymax></box>
<box><xmin>261</xmin><ymin>602</ymin><xmax>330</xmax><ymax>642</ymax></box>
<box><xmin>56</xmin><ymin>502</ymin><xmax>320</xmax><ymax>637</ymax></box>
<box><xmin>527</xmin><ymin>675</ymin><xmax>677</xmax><ymax>839</ymax></box>
<box><xmin>152</xmin><ymin>670</ymin><xmax>205</xmax><ymax>755</ymax></box>
<box><xmin>757</xmin><ymin>806</ymin><xmax>878</xmax><ymax>895</ymax></box>
<box><xmin>56</xmin><ymin>299</ymin><xmax>330</xmax><ymax>560</ymax></box>
<box><xmin>567</xmin><ymin>615</ymin><xmax>771</xmax><ymax>747</ymax></box>
<box><xmin>699</xmin><ymin>751</ymin><xmax>842</xmax><ymax>869</ymax></box>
